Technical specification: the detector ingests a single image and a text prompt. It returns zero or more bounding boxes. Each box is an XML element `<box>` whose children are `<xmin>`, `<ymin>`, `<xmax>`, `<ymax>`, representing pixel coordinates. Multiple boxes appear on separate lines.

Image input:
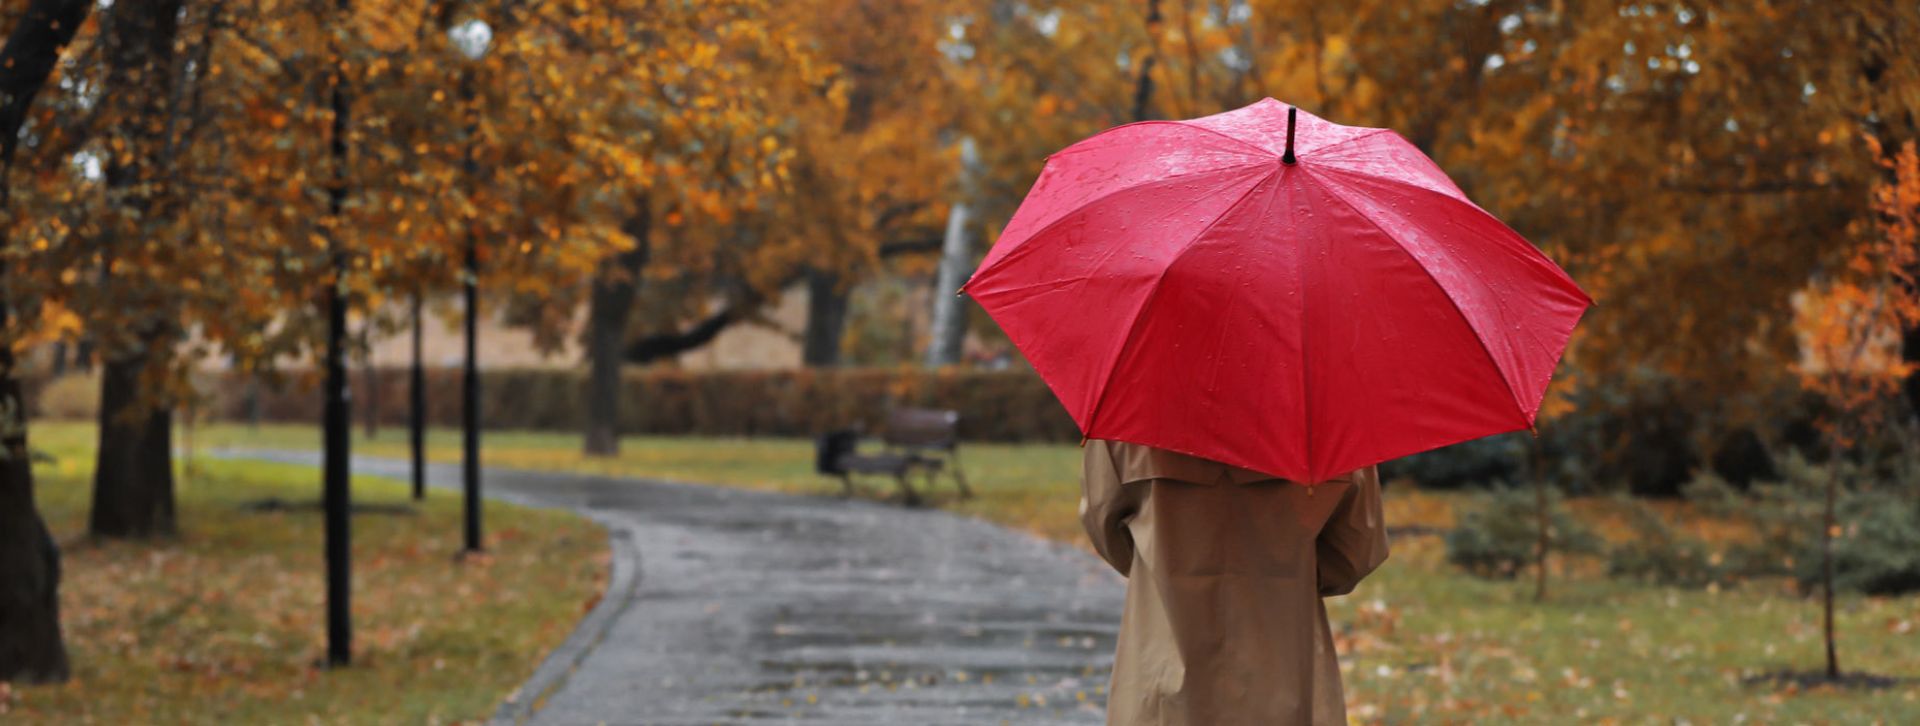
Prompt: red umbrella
<box><xmin>963</xmin><ymin>99</ymin><xmax>1591</xmax><ymax>483</ymax></box>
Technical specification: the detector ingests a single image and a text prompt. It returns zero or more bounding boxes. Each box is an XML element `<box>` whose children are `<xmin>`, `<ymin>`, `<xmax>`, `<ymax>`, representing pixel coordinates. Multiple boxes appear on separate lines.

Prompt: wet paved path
<box><xmin>227</xmin><ymin>451</ymin><xmax>1122</xmax><ymax>725</ymax></box>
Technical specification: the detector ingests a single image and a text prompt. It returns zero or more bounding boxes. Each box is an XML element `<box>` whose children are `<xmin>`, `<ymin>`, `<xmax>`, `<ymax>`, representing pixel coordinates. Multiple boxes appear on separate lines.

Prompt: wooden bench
<box><xmin>815</xmin><ymin>407</ymin><xmax>973</xmax><ymax>505</ymax></box>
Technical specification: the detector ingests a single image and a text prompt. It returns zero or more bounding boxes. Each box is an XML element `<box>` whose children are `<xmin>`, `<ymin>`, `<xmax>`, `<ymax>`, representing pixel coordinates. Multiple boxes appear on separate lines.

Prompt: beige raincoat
<box><xmin>1081</xmin><ymin>440</ymin><xmax>1389</xmax><ymax>725</ymax></box>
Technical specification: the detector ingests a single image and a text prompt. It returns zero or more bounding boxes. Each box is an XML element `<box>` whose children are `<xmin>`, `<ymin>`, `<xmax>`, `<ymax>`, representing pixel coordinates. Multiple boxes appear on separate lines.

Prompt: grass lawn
<box><xmin>4</xmin><ymin>423</ymin><xmax>607</xmax><ymax>724</ymax></box>
<box><xmin>164</xmin><ymin>423</ymin><xmax>1920</xmax><ymax>720</ymax></box>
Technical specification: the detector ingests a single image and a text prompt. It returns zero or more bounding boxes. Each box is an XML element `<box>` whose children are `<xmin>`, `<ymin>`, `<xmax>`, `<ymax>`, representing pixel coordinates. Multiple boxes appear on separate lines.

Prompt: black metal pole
<box><xmin>460</xmin><ymin>67</ymin><xmax>483</xmax><ymax>555</ymax></box>
<box><xmin>322</xmin><ymin>0</ymin><xmax>353</xmax><ymax>666</ymax></box>
<box><xmin>409</xmin><ymin>291</ymin><xmax>425</xmax><ymax>501</ymax></box>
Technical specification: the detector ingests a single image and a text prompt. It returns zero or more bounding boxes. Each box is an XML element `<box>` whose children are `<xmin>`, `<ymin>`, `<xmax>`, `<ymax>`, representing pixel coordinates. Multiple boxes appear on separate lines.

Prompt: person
<box><xmin>1080</xmin><ymin>439</ymin><xmax>1389</xmax><ymax>725</ymax></box>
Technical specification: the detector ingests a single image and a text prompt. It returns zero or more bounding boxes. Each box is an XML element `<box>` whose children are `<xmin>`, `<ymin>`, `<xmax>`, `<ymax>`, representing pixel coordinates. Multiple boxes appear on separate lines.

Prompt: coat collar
<box><xmin>1107</xmin><ymin>440</ymin><xmax>1344</xmax><ymax>487</ymax></box>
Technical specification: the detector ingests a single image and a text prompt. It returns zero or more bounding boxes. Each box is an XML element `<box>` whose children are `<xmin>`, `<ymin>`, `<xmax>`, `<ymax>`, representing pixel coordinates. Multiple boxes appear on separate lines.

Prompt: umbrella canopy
<box><xmin>963</xmin><ymin>98</ymin><xmax>1591</xmax><ymax>483</ymax></box>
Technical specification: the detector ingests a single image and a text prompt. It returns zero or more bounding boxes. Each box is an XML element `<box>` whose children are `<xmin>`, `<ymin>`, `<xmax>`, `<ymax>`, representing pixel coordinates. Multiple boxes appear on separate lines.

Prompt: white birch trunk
<box><xmin>926</xmin><ymin>136</ymin><xmax>980</xmax><ymax>368</ymax></box>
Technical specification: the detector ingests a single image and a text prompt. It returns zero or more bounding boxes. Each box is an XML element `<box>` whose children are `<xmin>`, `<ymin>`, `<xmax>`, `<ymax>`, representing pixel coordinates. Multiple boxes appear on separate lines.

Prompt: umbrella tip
<box><xmin>1281</xmin><ymin>106</ymin><xmax>1298</xmax><ymax>165</ymax></box>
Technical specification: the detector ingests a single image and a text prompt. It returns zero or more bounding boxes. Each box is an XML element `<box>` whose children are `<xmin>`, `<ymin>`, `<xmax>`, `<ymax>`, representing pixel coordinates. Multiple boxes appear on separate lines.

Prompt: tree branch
<box><xmin>0</xmin><ymin>0</ymin><xmax>95</xmax><ymax>172</ymax></box>
<box><xmin>623</xmin><ymin>306</ymin><xmax>745</xmax><ymax>364</ymax></box>
<box><xmin>873</xmin><ymin>200</ymin><xmax>926</xmax><ymax>231</ymax></box>
<box><xmin>1657</xmin><ymin>180</ymin><xmax>1832</xmax><ymax>195</ymax></box>
<box><xmin>878</xmin><ymin>235</ymin><xmax>943</xmax><ymax>258</ymax></box>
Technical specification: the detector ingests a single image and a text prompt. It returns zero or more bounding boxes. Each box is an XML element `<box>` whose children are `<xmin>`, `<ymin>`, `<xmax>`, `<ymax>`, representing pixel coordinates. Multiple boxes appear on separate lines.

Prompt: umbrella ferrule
<box><xmin>1281</xmin><ymin>106</ymin><xmax>1298</xmax><ymax>165</ymax></box>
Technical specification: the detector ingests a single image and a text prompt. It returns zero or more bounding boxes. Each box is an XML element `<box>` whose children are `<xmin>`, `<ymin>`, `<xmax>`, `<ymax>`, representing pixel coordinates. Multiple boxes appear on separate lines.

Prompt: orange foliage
<box><xmin>1795</xmin><ymin>138</ymin><xmax>1920</xmax><ymax>442</ymax></box>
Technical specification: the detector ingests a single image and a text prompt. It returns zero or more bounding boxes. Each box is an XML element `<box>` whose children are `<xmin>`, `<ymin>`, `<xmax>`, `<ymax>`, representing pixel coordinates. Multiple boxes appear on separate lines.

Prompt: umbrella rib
<box><xmin>1292</xmin><ymin>177</ymin><xmax>1316</xmax><ymax>483</ymax></box>
<box><xmin>1294</xmin><ymin>128</ymin><xmax>1394</xmax><ymax>163</ymax></box>
<box><xmin>1079</xmin><ymin>166</ymin><xmax>1284</xmax><ymax>439</ymax></box>
<box><xmin>1308</xmin><ymin>169</ymin><xmax>1534</xmax><ymax>428</ymax></box>
<box><xmin>1316</xmin><ymin>163</ymin><xmax>1593</xmax><ymax>421</ymax></box>
<box><xmin>1313</xmin><ymin>165</ymin><xmax>1591</xmax><ymax>304</ymax></box>
<box><xmin>957</xmin><ymin>274</ymin><xmax>1089</xmax><ymax>299</ymax></box>
<box><xmin>1095</xmin><ymin>119</ymin><xmax>1277</xmax><ymax>159</ymax></box>
<box><xmin>969</xmin><ymin>162</ymin><xmax>1274</xmax><ymax>288</ymax></box>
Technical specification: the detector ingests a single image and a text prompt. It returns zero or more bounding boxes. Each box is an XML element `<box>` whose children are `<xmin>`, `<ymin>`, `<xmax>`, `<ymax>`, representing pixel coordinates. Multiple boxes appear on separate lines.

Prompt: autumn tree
<box><xmin>1260</xmin><ymin>2</ymin><xmax>1919</xmax><ymax>475</ymax></box>
<box><xmin>944</xmin><ymin>2</ymin><xmax>1920</xmax><ymax>490</ymax></box>
<box><xmin>772</xmin><ymin>0</ymin><xmax>956</xmax><ymax>366</ymax></box>
<box><xmin>20</xmin><ymin>0</ymin><xmax>448</xmax><ymax>543</ymax></box>
<box><xmin>0</xmin><ymin>0</ymin><xmax>94</xmax><ymax>684</ymax></box>
<box><xmin>534</xmin><ymin>0</ymin><xmax>831</xmax><ymax>455</ymax></box>
<box><xmin>1790</xmin><ymin>137</ymin><xmax>1920</xmax><ymax>679</ymax></box>
<box><xmin>81</xmin><ymin>0</ymin><xmax>191</xmax><ymax>539</ymax></box>
<box><xmin>950</xmin><ymin>1</ymin><xmax>1148</xmax><ymax>224</ymax></box>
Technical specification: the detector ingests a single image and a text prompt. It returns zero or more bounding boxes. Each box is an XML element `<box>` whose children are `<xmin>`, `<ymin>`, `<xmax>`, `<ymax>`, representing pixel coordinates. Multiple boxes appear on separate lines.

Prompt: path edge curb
<box><xmin>489</xmin><ymin>513</ymin><xmax>643</xmax><ymax>725</ymax></box>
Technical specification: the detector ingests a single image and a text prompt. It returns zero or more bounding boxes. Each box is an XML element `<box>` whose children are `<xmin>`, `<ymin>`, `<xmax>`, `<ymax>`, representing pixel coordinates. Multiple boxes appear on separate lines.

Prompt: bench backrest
<box><xmin>881</xmin><ymin>407</ymin><xmax>960</xmax><ymax>451</ymax></box>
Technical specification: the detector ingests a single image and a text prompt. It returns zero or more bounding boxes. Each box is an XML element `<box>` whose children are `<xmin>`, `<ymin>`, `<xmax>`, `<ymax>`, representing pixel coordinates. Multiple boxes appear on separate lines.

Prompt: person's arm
<box><xmin>1316</xmin><ymin>465</ymin><xmax>1389</xmax><ymax>596</ymax></box>
<box><xmin>1080</xmin><ymin>440</ymin><xmax>1145</xmax><ymax>576</ymax></box>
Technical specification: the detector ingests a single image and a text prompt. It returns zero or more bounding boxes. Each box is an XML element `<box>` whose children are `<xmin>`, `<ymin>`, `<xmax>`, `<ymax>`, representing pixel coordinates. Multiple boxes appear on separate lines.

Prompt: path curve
<box><xmin>227</xmin><ymin>451</ymin><xmax>1122</xmax><ymax>725</ymax></box>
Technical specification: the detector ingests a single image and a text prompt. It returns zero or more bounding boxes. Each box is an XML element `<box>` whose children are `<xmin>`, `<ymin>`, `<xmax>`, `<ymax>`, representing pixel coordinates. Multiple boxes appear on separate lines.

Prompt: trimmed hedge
<box><xmin>203</xmin><ymin>366</ymin><xmax>1083</xmax><ymax>443</ymax></box>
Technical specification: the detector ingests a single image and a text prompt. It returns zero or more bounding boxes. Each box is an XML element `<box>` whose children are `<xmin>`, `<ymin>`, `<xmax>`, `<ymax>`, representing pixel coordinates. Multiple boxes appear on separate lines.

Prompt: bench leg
<box><xmin>950</xmin><ymin>453</ymin><xmax>974</xmax><ymax>500</ymax></box>
<box><xmin>893</xmin><ymin>472</ymin><xmax>923</xmax><ymax>507</ymax></box>
<box><xmin>836</xmin><ymin>473</ymin><xmax>856</xmax><ymax>498</ymax></box>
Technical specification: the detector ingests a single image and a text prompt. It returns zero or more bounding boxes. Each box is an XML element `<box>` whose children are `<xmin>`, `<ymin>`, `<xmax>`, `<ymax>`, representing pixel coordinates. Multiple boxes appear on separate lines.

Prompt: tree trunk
<box><xmin>0</xmin><ymin>0</ymin><xmax>99</xmax><ymax>683</ymax></box>
<box><xmin>1823</xmin><ymin>435</ymin><xmax>1842</xmax><ymax>680</ymax></box>
<box><xmin>0</xmin><ymin>347</ymin><xmax>69</xmax><ymax>684</ymax></box>
<box><xmin>244</xmin><ymin>372</ymin><xmax>262</xmax><ymax>428</ymax></box>
<box><xmin>1131</xmin><ymin>0</ymin><xmax>1163</xmax><ymax>123</ymax></box>
<box><xmin>180</xmin><ymin>395</ymin><xmax>194</xmax><ymax>481</ymax></box>
<box><xmin>89</xmin><ymin>352</ymin><xmax>176</xmax><ymax>538</ymax></box>
<box><xmin>361</xmin><ymin>324</ymin><xmax>379</xmax><ymax>439</ymax></box>
<box><xmin>584</xmin><ymin>204</ymin><xmax>650</xmax><ymax>457</ymax></box>
<box><xmin>409</xmin><ymin>292</ymin><xmax>425</xmax><ymax>500</ymax></box>
<box><xmin>1534</xmin><ymin>473</ymin><xmax>1549</xmax><ymax>603</ymax></box>
<box><xmin>804</xmin><ymin>269</ymin><xmax>849</xmax><ymax>367</ymax></box>
<box><xmin>1523</xmin><ymin>436</ymin><xmax>1549</xmax><ymax>601</ymax></box>
<box><xmin>89</xmin><ymin>0</ymin><xmax>183</xmax><ymax>539</ymax></box>
<box><xmin>925</xmin><ymin>136</ymin><xmax>979</xmax><ymax>368</ymax></box>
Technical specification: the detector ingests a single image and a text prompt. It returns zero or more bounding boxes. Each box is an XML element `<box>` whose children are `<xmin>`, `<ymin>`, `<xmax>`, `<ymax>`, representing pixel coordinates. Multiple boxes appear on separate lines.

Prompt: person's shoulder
<box><xmin>1095</xmin><ymin>440</ymin><xmax>1267</xmax><ymax>486</ymax></box>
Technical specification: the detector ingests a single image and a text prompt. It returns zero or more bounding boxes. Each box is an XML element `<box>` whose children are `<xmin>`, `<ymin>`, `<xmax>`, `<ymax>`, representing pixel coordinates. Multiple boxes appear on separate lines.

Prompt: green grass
<box><xmin>185</xmin><ymin>422</ymin><xmax>1087</xmax><ymax>541</ymax></box>
<box><xmin>6</xmin><ymin>423</ymin><xmax>607</xmax><ymax>724</ymax></box>
<box><xmin>134</xmin><ymin>423</ymin><xmax>1920</xmax><ymax>721</ymax></box>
